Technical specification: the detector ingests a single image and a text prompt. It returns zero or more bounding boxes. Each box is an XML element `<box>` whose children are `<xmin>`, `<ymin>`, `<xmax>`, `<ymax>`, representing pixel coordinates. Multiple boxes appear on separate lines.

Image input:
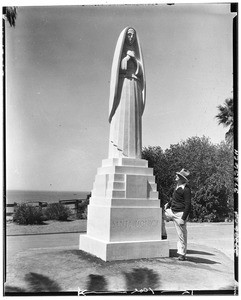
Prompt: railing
<box><xmin>6</xmin><ymin>203</ymin><xmax>17</xmax><ymax>216</ymax></box>
<box><xmin>59</xmin><ymin>199</ymin><xmax>87</xmax><ymax>216</ymax></box>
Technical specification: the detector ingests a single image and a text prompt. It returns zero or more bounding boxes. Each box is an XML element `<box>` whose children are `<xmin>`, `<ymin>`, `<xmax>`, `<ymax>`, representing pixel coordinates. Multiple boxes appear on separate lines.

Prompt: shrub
<box><xmin>189</xmin><ymin>173</ymin><xmax>230</xmax><ymax>222</ymax></box>
<box><xmin>13</xmin><ymin>203</ymin><xmax>45</xmax><ymax>225</ymax></box>
<box><xmin>142</xmin><ymin>137</ymin><xmax>233</xmax><ymax>222</ymax></box>
<box><xmin>76</xmin><ymin>199</ymin><xmax>89</xmax><ymax>219</ymax></box>
<box><xmin>43</xmin><ymin>203</ymin><xmax>71</xmax><ymax>221</ymax></box>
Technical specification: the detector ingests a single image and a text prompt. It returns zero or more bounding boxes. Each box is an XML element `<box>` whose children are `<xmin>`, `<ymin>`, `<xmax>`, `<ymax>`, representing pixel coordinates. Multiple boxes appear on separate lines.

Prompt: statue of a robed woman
<box><xmin>108</xmin><ymin>27</ymin><xmax>146</xmax><ymax>159</ymax></box>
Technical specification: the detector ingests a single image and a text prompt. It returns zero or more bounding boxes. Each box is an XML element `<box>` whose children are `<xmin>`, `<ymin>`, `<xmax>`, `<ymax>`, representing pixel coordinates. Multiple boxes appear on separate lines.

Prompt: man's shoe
<box><xmin>177</xmin><ymin>255</ymin><xmax>186</xmax><ymax>261</ymax></box>
<box><xmin>162</xmin><ymin>235</ymin><xmax>167</xmax><ymax>240</ymax></box>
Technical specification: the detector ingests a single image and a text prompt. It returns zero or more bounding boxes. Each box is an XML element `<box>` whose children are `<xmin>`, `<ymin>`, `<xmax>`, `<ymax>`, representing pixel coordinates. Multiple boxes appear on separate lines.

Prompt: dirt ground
<box><xmin>4</xmin><ymin>222</ymin><xmax>237</xmax><ymax>295</ymax></box>
<box><xmin>4</xmin><ymin>241</ymin><xmax>236</xmax><ymax>294</ymax></box>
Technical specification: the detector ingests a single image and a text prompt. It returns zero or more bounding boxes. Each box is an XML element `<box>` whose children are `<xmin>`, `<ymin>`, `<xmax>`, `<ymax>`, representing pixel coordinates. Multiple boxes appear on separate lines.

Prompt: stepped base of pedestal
<box><xmin>79</xmin><ymin>234</ymin><xmax>169</xmax><ymax>261</ymax></box>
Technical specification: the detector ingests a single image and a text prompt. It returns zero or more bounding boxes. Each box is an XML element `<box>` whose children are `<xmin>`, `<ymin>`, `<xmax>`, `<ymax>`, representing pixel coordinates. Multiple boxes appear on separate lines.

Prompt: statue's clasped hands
<box><xmin>121</xmin><ymin>50</ymin><xmax>136</xmax><ymax>70</ymax></box>
<box><xmin>127</xmin><ymin>50</ymin><xmax>135</xmax><ymax>58</ymax></box>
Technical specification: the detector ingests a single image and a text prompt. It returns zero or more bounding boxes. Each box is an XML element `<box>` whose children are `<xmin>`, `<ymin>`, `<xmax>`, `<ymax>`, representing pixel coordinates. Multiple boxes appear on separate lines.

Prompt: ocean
<box><xmin>6</xmin><ymin>190</ymin><xmax>91</xmax><ymax>205</ymax></box>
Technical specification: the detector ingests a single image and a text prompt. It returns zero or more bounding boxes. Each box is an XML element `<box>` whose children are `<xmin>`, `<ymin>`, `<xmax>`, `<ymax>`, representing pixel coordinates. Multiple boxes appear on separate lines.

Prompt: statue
<box><xmin>79</xmin><ymin>27</ymin><xmax>169</xmax><ymax>261</ymax></box>
<box><xmin>108</xmin><ymin>27</ymin><xmax>146</xmax><ymax>159</ymax></box>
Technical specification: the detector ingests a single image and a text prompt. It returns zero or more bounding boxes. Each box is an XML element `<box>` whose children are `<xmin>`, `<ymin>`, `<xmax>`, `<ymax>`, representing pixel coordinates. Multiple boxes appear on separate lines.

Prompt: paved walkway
<box><xmin>5</xmin><ymin>222</ymin><xmax>238</xmax><ymax>295</ymax></box>
<box><xmin>6</xmin><ymin>222</ymin><xmax>235</xmax><ymax>259</ymax></box>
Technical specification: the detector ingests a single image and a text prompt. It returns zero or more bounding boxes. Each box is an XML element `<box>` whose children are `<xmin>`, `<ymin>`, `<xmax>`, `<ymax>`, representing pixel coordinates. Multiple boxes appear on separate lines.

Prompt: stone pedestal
<box><xmin>79</xmin><ymin>158</ymin><xmax>169</xmax><ymax>261</ymax></box>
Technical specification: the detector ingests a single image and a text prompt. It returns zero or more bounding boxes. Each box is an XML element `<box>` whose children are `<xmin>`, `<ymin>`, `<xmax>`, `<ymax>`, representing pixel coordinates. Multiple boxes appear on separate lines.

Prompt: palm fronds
<box><xmin>215</xmin><ymin>98</ymin><xmax>233</xmax><ymax>144</ymax></box>
<box><xmin>3</xmin><ymin>6</ymin><xmax>17</xmax><ymax>27</ymax></box>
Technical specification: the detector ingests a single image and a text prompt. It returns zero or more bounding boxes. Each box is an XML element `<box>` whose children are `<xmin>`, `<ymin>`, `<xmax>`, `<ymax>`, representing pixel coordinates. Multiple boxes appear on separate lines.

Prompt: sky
<box><xmin>5</xmin><ymin>2</ymin><xmax>234</xmax><ymax>192</ymax></box>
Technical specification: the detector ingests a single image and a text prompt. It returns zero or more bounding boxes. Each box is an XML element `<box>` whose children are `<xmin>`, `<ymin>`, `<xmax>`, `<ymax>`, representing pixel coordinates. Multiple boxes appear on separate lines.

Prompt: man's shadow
<box><xmin>187</xmin><ymin>249</ymin><xmax>214</xmax><ymax>256</ymax></box>
<box><xmin>169</xmin><ymin>249</ymin><xmax>220</xmax><ymax>264</ymax></box>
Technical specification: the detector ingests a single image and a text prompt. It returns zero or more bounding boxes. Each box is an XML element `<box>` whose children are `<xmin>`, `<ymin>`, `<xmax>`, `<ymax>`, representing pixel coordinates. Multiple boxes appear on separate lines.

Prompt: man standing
<box><xmin>164</xmin><ymin>169</ymin><xmax>192</xmax><ymax>261</ymax></box>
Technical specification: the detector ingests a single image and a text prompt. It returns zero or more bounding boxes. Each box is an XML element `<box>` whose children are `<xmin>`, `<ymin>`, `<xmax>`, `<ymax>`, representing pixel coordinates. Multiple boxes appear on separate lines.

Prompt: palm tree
<box><xmin>3</xmin><ymin>6</ymin><xmax>17</xmax><ymax>27</ymax></box>
<box><xmin>215</xmin><ymin>98</ymin><xmax>234</xmax><ymax>145</ymax></box>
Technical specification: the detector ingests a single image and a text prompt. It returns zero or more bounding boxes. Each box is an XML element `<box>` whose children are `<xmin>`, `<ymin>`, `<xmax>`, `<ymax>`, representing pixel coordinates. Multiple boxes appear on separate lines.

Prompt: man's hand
<box><xmin>177</xmin><ymin>218</ymin><xmax>185</xmax><ymax>225</ymax></box>
<box><xmin>164</xmin><ymin>203</ymin><xmax>168</xmax><ymax>210</ymax></box>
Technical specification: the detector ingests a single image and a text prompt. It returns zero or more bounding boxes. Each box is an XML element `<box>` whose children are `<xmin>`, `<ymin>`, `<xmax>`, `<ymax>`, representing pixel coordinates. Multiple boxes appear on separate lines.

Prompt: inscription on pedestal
<box><xmin>112</xmin><ymin>218</ymin><xmax>160</xmax><ymax>230</ymax></box>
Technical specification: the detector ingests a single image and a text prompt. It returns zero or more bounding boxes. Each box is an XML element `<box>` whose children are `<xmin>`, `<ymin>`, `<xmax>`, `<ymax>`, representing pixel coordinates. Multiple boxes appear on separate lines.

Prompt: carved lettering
<box><xmin>112</xmin><ymin>218</ymin><xmax>160</xmax><ymax>230</ymax></box>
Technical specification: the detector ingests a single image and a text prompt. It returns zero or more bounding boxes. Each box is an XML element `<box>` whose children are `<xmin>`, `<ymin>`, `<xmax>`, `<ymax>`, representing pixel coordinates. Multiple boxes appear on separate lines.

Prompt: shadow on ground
<box><xmin>86</xmin><ymin>267</ymin><xmax>160</xmax><ymax>292</ymax></box>
<box><xmin>4</xmin><ymin>286</ymin><xmax>26</xmax><ymax>293</ymax></box>
<box><xmin>5</xmin><ymin>247</ymin><xmax>227</xmax><ymax>294</ymax></box>
<box><xmin>169</xmin><ymin>249</ymin><xmax>220</xmax><ymax>265</ymax></box>
<box><xmin>68</xmin><ymin>249</ymin><xmax>107</xmax><ymax>266</ymax></box>
<box><xmin>69</xmin><ymin>248</ymin><xmax>221</xmax><ymax>267</ymax></box>
<box><xmin>5</xmin><ymin>272</ymin><xmax>62</xmax><ymax>294</ymax></box>
<box><xmin>24</xmin><ymin>272</ymin><xmax>62</xmax><ymax>292</ymax></box>
<box><xmin>68</xmin><ymin>249</ymin><xmax>158</xmax><ymax>266</ymax></box>
<box><xmin>123</xmin><ymin>268</ymin><xmax>160</xmax><ymax>291</ymax></box>
<box><xmin>86</xmin><ymin>274</ymin><xmax>108</xmax><ymax>291</ymax></box>
<box><xmin>187</xmin><ymin>249</ymin><xmax>215</xmax><ymax>256</ymax></box>
<box><xmin>185</xmin><ymin>257</ymin><xmax>220</xmax><ymax>264</ymax></box>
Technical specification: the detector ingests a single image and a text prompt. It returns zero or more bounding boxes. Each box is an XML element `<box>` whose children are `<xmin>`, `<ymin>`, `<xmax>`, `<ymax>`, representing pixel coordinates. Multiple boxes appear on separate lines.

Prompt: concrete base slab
<box><xmin>79</xmin><ymin>234</ymin><xmax>169</xmax><ymax>261</ymax></box>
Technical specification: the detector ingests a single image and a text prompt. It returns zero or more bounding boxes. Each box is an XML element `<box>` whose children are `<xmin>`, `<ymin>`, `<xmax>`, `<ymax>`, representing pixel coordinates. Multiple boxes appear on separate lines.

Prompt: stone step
<box><xmin>106</xmin><ymin>190</ymin><xmax>126</xmax><ymax>198</ymax></box>
<box><xmin>93</xmin><ymin>175</ymin><xmax>156</xmax><ymax>190</ymax></box>
<box><xmin>147</xmin><ymin>176</ymin><xmax>157</xmax><ymax>183</ymax></box>
<box><xmin>92</xmin><ymin>185</ymin><xmax>157</xmax><ymax>199</ymax></box>
<box><xmin>148</xmin><ymin>182</ymin><xmax>157</xmax><ymax>191</ymax></box>
<box><xmin>93</xmin><ymin>174</ymin><xmax>125</xmax><ymax>192</ymax></box>
<box><xmin>149</xmin><ymin>191</ymin><xmax>159</xmax><ymax>199</ymax></box>
<box><xmin>90</xmin><ymin>197</ymin><xmax>160</xmax><ymax>207</ymax></box>
<box><xmin>108</xmin><ymin>174</ymin><xmax>125</xmax><ymax>182</ymax></box>
<box><xmin>94</xmin><ymin>173</ymin><xmax>125</xmax><ymax>184</ymax></box>
<box><xmin>120</xmin><ymin>158</ymin><xmax>148</xmax><ymax>167</ymax></box>
<box><xmin>97</xmin><ymin>166</ymin><xmax>154</xmax><ymax>176</ymax></box>
<box><xmin>109</xmin><ymin>174</ymin><xmax>156</xmax><ymax>184</ymax></box>
<box><xmin>102</xmin><ymin>158</ymin><xmax>148</xmax><ymax>167</ymax></box>
<box><xmin>79</xmin><ymin>236</ymin><xmax>169</xmax><ymax>261</ymax></box>
<box><xmin>107</xmin><ymin>181</ymin><xmax>125</xmax><ymax>190</ymax></box>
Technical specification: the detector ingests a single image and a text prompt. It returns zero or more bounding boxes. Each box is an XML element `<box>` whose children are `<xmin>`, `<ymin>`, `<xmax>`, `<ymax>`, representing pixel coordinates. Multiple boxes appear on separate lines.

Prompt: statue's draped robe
<box><xmin>108</xmin><ymin>27</ymin><xmax>146</xmax><ymax>159</ymax></box>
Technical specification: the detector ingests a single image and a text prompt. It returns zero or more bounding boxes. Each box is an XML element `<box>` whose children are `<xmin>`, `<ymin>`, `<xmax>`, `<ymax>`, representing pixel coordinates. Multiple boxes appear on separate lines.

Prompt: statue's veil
<box><xmin>108</xmin><ymin>27</ymin><xmax>146</xmax><ymax>123</ymax></box>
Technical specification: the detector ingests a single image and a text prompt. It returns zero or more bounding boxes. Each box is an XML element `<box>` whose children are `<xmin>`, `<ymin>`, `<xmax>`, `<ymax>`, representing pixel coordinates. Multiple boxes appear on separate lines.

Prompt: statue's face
<box><xmin>126</xmin><ymin>28</ymin><xmax>136</xmax><ymax>45</ymax></box>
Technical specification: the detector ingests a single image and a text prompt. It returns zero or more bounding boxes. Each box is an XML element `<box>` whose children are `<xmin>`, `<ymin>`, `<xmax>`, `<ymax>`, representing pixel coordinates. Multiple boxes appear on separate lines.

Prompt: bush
<box><xmin>13</xmin><ymin>203</ymin><xmax>45</xmax><ymax>225</ymax></box>
<box><xmin>189</xmin><ymin>173</ymin><xmax>230</xmax><ymax>222</ymax></box>
<box><xmin>43</xmin><ymin>203</ymin><xmax>71</xmax><ymax>221</ymax></box>
<box><xmin>142</xmin><ymin>137</ymin><xmax>233</xmax><ymax>222</ymax></box>
<box><xmin>76</xmin><ymin>199</ymin><xmax>89</xmax><ymax>219</ymax></box>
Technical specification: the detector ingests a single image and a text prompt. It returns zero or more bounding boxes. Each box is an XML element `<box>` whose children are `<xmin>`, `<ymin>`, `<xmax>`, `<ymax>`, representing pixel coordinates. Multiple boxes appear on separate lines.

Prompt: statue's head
<box><xmin>126</xmin><ymin>28</ymin><xmax>136</xmax><ymax>45</ymax></box>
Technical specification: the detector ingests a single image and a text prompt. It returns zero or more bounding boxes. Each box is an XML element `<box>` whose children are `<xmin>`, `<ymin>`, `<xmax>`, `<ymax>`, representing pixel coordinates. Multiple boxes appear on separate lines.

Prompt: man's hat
<box><xmin>176</xmin><ymin>169</ymin><xmax>190</xmax><ymax>182</ymax></box>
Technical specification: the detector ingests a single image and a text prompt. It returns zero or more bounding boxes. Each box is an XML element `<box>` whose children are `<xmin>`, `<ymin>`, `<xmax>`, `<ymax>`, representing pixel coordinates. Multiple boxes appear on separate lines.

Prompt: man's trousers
<box><xmin>163</xmin><ymin>208</ymin><xmax>187</xmax><ymax>256</ymax></box>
